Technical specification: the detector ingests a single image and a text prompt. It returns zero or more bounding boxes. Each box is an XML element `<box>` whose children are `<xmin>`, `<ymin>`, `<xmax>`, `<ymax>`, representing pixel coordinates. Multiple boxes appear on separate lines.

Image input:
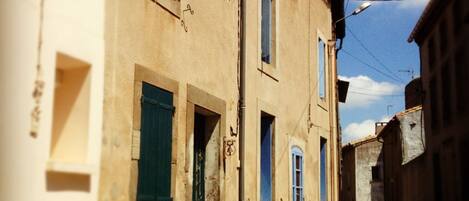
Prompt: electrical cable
<box><xmin>346</xmin><ymin>26</ymin><xmax>405</xmax><ymax>83</ymax></box>
<box><xmin>348</xmin><ymin>90</ymin><xmax>404</xmax><ymax>97</ymax></box>
<box><xmin>341</xmin><ymin>49</ymin><xmax>402</xmax><ymax>83</ymax></box>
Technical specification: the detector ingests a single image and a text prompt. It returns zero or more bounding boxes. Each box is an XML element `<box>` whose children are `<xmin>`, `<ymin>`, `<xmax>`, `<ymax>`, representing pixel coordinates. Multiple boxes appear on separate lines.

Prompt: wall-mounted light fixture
<box><xmin>335</xmin><ymin>2</ymin><xmax>372</xmax><ymax>26</ymax></box>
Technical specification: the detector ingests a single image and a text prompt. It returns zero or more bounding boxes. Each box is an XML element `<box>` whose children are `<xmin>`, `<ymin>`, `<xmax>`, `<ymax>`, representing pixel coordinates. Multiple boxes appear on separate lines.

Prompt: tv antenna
<box><xmin>387</xmin><ymin>105</ymin><xmax>393</xmax><ymax>116</ymax></box>
<box><xmin>398</xmin><ymin>69</ymin><xmax>415</xmax><ymax>79</ymax></box>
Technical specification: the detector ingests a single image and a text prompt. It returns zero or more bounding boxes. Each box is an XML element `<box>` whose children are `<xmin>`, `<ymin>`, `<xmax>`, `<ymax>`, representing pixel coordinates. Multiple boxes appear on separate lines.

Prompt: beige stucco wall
<box><xmin>0</xmin><ymin>0</ymin><xmax>339</xmax><ymax>200</ymax></box>
<box><xmin>100</xmin><ymin>0</ymin><xmax>339</xmax><ymax>200</ymax></box>
<box><xmin>0</xmin><ymin>0</ymin><xmax>105</xmax><ymax>201</ymax></box>
<box><xmin>242</xmin><ymin>0</ymin><xmax>339</xmax><ymax>200</ymax></box>
<box><xmin>98</xmin><ymin>0</ymin><xmax>239</xmax><ymax>201</ymax></box>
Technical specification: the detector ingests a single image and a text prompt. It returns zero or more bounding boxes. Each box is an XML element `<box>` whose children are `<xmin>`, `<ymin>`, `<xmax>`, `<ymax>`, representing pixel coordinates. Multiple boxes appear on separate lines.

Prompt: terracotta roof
<box><xmin>396</xmin><ymin>105</ymin><xmax>422</xmax><ymax>117</ymax></box>
<box><xmin>343</xmin><ymin>134</ymin><xmax>378</xmax><ymax>148</ymax></box>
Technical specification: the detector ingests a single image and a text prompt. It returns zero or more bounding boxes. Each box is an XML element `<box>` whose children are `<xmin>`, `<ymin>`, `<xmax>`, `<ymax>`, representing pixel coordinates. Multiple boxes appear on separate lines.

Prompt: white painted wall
<box><xmin>0</xmin><ymin>0</ymin><xmax>104</xmax><ymax>200</ymax></box>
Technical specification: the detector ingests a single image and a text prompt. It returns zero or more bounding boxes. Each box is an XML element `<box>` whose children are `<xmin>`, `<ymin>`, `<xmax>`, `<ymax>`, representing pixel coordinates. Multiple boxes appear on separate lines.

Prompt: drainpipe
<box><xmin>238</xmin><ymin>0</ymin><xmax>246</xmax><ymax>199</ymax></box>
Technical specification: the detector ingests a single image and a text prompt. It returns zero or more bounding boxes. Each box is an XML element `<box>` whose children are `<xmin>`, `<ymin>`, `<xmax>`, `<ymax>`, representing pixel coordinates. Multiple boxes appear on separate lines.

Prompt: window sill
<box><xmin>46</xmin><ymin>160</ymin><xmax>95</xmax><ymax>175</ymax></box>
<box><xmin>258</xmin><ymin>62</ymin><xmax>279</xmax><ymax>81</ymax></box>
<box><xmin>317</xmin><ymin>98</ymin><xmax>328</xmax><ymax>111</ymax></box>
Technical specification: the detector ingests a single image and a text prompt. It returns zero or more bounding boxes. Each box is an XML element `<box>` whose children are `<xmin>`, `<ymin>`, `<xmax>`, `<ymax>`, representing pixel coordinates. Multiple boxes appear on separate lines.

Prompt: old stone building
<box><xmin>341</xmin><ymin>133</ymin><xmax>384</xmax><ymax>201</ymax></box>
<box><xmin>0</xmin><ymin>0</ymin><xmax>345</xmax><ymax>201</ymax></box>
<box><xmin>408</xmin><ymin>0</ymin><xmax>469</xmax><ymax>200</ymax></box>
<box><xmin>378</xmin><ymin>105</ymin><xmax>426</xmax><ymax>201</ymax></box>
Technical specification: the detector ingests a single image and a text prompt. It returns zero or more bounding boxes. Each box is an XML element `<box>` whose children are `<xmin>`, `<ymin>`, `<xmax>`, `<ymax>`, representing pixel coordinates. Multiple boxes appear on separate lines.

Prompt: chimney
<box><xmin>375</xmin><ymin>122</ymin><xmax>387</xmax><ymax>135</ymax></box>
<box><xmin>405</xmin><ymin>77</ymin><xmax>422</xmax><ymax>109</ymax></box>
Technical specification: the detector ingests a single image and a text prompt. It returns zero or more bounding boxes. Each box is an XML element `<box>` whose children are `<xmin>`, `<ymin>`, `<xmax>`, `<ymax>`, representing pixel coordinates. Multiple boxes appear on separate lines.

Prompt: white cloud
<box><xmin>342</xmin><ymin>116</ymin><xmax>391</xmax><ymax>144</ymax></box>
<box><xmin>396</xmin><ymin>0</ymin><xmax>430</xmax><ymax>9</ymax></box>
<box><xmin>339</xmin><ymin>75</ymin><xmax>402</xmax><ymax>109</ymax></box>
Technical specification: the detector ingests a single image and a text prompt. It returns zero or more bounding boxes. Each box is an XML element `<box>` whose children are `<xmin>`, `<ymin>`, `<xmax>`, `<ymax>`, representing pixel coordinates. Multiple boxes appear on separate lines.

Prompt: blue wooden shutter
<box><xmin>137</xmin><ymin>82</ymin><xmax>174</xmax><ymax>201</ymax></box>
<box><xmin>261</xmin><ymin>0</ymin><xmax>272</xmax><ymax>63</ymax></box>
<box><xmin>260</xmin><ymin>117</ymin><xmax>273</xmax><ymax>201</ymax></box>
<box><xmin>318</xmin><ymin>38</ymin><xmax>326</xmax><ymax>99</ymax></box>
<box><xmin>320</xmin><ymin>138</ymin><xmax>327</xmax><ymax>201</ymax></box>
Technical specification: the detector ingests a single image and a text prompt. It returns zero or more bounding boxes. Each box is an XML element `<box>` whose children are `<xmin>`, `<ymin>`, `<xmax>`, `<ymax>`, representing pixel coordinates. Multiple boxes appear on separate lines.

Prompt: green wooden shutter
<box><xmin>137</xmin><ymin>82</ymin><xmax>174</xmax><ymax>201</ymax></box>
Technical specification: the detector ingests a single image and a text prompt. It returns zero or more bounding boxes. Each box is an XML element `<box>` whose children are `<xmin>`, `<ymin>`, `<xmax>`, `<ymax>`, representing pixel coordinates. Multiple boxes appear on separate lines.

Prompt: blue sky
<box><xmin>338</xmin><ymin>0</ymin><xmax>429</xmax><ymax>143</ymax></box>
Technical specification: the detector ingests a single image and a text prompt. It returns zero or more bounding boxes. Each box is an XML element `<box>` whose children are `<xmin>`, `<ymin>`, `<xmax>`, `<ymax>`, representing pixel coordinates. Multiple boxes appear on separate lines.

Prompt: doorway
<box><xmin>192</xmin><ymin>107</ymin><xmax>221</xmax><ymax>201</ymax></box>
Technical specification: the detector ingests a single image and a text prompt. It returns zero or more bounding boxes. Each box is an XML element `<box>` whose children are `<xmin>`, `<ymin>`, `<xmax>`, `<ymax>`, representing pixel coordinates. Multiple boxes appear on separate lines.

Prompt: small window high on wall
<box><xmin>318</xmin><ymin>38</ymin><xmax>326</xmax><ymax>99</ymax></box>
<box><xmin>320</xmin><ymin>138</ymin><xmax>327</xmax><ymax>201</ymax></box>
<box><xmin>261</xmin><ymin>0</ymin><xmax>272</xmax><ymax>63</ymax></box>
<box><xmin>292</xmin><ymin>147</ymin><xmax>303</xmax><ymax>201</ymax></box>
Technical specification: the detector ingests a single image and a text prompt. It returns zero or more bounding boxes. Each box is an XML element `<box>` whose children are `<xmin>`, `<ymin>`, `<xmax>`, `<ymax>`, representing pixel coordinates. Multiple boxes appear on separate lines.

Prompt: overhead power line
<box><xmin>341</xmin><ymin>49</ymin><xmax>403</xmax><ymax>83</ymax></box>
<box><xmin>346</xmin><ymin>26</ymin><xmax>405</xmax><ymax>83</ymax></box>
<box><xmin>348</xmin><ymin>90</ymin><xmax>404</xmax><ymax>97</ymax></box>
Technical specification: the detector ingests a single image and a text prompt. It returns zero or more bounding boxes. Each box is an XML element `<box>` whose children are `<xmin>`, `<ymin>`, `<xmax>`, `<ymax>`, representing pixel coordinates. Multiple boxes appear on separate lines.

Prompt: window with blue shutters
<box><xmin>261</xmin><ymin>0</ymin><xmax>272</xmax><ymax>63</ymax></box>
<box><xmin>318</xmin><ymin>38</ymin><xmax>326</xmax><ymax>100</ymax></box>
<box><xmin>137</xmin><ymin>82</ymin><xmax>174</xmax><ymax>201</ymax></box>
<box><xmin>320</xmin><ymin>138</ymin><xmax>327</xmax><ymax>201</ymax></box>
<box><xmin>261</xmin><ymin>114</ymin><xmax>274</xmax><ymax>201</ymax></box>
<box><xmin>292</xmin><ymin>147</ymin><xmax>304</xmax><ymax>201</ymax></box>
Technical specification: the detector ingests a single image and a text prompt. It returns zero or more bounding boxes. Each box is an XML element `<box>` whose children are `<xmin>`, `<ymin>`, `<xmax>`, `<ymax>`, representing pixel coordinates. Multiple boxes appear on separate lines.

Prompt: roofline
<box><xmin>342</xmin><ymin>135</ymin><xmax>378</xmax><ymax>149</ymax></box>
<box><xmin>377</xmin><ymin>105</ymin><xmax>423</xmax><ymax>138</ymax></box>
<box><xmin>407</xmin><ymin>0</ymin><xmax>443</xmax><ymax>43</ymax></box>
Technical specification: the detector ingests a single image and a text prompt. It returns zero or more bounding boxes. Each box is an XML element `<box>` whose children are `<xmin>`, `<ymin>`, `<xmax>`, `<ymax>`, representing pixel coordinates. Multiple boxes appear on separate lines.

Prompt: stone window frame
<box><xmin>319</xmin><ymin>137</ymin><xmax>328</xmax><ymax>201</ymax></box>
<box><xmin>130</xmin><ymin>64</ymin><xmax>180</xmax><ymax>200</ymax></box>
<box><xmin>256</xmin><ymin>99</ymin><xmax>278</xmax><ymax>201</ymax></box>
<box><xmin>316</xmin><ymin>30</ymin><xmax>330</xmax><ymax>111</ymax></box>
<box><xmin>291</xmin><ymin>146</ymin><xmax>304</xmax><ymax>201</ymax></box>
<box><xmin>288</xmin><ymin>137</ymin><xmax>306</xmax><ymax>201</ymax></box>
<box><xmin>184</xmin><ymin>84</ymin><xmax>227</xmax><ymax>201</ymax></box>
<box><xmin>258</xmin><ymin>0</ymin><xmax>279</xmax><ymax>81</ymax></box>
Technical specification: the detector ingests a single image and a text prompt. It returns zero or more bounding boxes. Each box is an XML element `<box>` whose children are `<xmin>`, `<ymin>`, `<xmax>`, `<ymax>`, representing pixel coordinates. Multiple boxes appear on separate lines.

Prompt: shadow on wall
<box><xmin>371</xmin><ymin>149</ymin><xmax>384</xmax><ymax>201</ymax></box>
<box><xmin>46</xmin><ymin>172</ymin><xmax>90</xmax><ymax>192</ymax></box>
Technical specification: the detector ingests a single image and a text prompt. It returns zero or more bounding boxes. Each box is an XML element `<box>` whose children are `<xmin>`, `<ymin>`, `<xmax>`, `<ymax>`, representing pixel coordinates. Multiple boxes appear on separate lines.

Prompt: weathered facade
<box><xmin>408</xmin><ymin>0</ymin><xmax>469</xmax><ymax>200</ymax></box>
<box><xmin>0</xmin><ymin>0</ymin><xmax>344</xmax><ymax>201</ymax></box>
<box><xmin>378</xmin><ymin>106</ymin><xmax>426</xmax><ymax>201</ymax></box>
<box><xmin>341</xmin><ymin>135</ymin><xmax>384</xmax><ymax>201</ymax></box>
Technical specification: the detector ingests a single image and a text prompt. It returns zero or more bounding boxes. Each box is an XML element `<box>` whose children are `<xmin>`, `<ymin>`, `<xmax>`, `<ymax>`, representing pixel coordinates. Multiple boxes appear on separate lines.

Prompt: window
<box><xmin>318</xmin><ymin>38</ymin><xmax>326</xmax><ymax>99</ymax></box>
<box><xmin>261</xmin><ymin>0</ymin><xmax>272</xmax><ymax>63</ymax></box>
<box><xmin>433</xmin><ymin>153</ymin><xmax>443</xmax><ymax>201</ymax></box>
<box><xmin>371</xmin><ymin>165</ymin><xmax>381</xmax><ymax>181</ymax></box>
<box><xmin>430</xmin><ymin>78</ymin><xmax>440</xmax><ymax>131</ymax></box>
<box><xmin>320</xmin><ymin>138</ymin><xmax>327</xmax><ymax>201</ymax></box>
<box><xmin>427</xmin><ymin>36</ymin><xmax>436</xmax><ymax>71</ymax></box>
<box><xmin>452</xmin><ymin>0</ymin><xmax>463</xmax><ymax>34</ymax></box>
<box><xmin>261</xmin><ymin>114</ymin><xmax>274</xmax><ymax>201</ymax></box>
<box><xmin>442</xmin><ymin>60</ymin><xmax>453</xmax><ymax>126</ymax></box>
<box><xmin>456</xmin><ymin>46</ymin><xmax>469</xmax><ymax>114</ymax></box>
<box><xmin>292</xmin><ymin>147</ymin><xmax>303</xmax><ymax>201</ymax></box>
<box><xmin>438</xmin><ymin>18</ymin><xmax>448</xmax><ymax>57</ymax></box>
